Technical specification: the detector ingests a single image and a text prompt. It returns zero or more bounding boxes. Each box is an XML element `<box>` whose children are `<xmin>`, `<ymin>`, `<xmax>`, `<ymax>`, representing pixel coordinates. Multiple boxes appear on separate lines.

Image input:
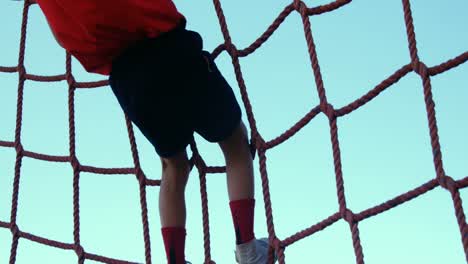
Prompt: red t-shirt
<box><xmin>36</xmin><ymin>0</ymin><xmax>185</xmax><ymax>76</ymax></box>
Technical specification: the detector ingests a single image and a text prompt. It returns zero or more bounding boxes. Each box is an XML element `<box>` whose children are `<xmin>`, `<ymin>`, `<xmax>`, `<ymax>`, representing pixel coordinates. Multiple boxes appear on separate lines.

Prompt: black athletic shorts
<box><xmin>108</xmin><ymin>22</ymin><xmax>242</xmax><ymax>158</ymax></box>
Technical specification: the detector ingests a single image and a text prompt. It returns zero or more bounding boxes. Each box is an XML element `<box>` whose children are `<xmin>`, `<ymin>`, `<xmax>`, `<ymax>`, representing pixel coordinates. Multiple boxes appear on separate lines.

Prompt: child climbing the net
<box><xmin>35</xmin><ymin>0</ymin><xmax>278</xmax><ymax>263</ymax></box>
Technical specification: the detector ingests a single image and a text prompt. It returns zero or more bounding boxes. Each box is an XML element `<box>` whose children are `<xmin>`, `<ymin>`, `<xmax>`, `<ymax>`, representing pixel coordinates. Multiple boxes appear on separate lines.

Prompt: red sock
<box><xmin>229</xmin><ymin>198</ymin><xmax>255</xmax><ymax>245</ymax></box>
<box><xmin>161</xmin><ymin>227</ymin><xmax>186</xmax><ymax>264</ymax></box>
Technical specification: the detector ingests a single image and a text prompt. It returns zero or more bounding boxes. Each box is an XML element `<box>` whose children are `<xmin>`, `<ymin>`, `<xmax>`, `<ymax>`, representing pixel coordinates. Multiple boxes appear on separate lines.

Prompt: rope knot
<box><xmin>252</xmin><ymin>133</ymin><xmax>266</xmax><ymax>152</ymax></box>
<box><xmin>74</xmin><ymin>244</ymin><xmax>85</xmax><ymax>261</ymax></box>
<box><xmin>293</xmin><ymin>0</ymin><xmax>307</xmax><ymax>13</ymax></box>
<box><xmin>70</xmin><ymin>156</ymin><xmax>80</xmax><ymax>171</ymax></box>
<box><xmin>225</xmin><ymin>42</ymin><xmax>238</xmax><ymax>57</ymax></box>
<box><xmin>439</xmin><ymin>176</ymin><xmax>457</xmax><ymax>193</ymax></box>
<box><xmin>15</xmin><ymin>143</ymin><xmax>24</xmax><ymax>156</ymax></box>
<box><xmin>341</xmin><ymin>208</ymin><xmax>355</xmax><ymax>223</ymax></box>
<box><xmin>272</xmin><ymin>236</ymin><xmax>284</xmax><ymax>250</ymax></box>
<box><xmin>136</xmin><ymin>167</ymin><xmax>146</xmax><ymax>185</ymax></box>
<box><xmin>17</xmin><ymin>66</ymin><xmax>26</xmax><ymax>78</ymax></box>
<box><xmin>412</xmin><ymin>60</ymin><xmax>428</xmax><ymax>77</ymax></box>
<box><xmin>10</xmin><ymin>223</ymin><xmax>20</xmax><ymax>237</ymax></box>
<box><xmin>66</xmin><ymin>73</ymin><xmax>76</xmax><ymax>88</ymax></box>
<box><xmin>320</xmin><ymin>102</ymin><xmax>335</xmax><ymax>119</ymax></box>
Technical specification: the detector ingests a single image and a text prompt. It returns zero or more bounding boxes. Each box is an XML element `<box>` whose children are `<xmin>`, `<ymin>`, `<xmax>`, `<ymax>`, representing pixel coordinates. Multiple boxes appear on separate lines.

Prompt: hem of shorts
<box><xmin>155</xmin><ymin>136</ymin><xmax>193</xmax><ymax>158</ymax></box>
<box><xmin>208</xmin><ymin>115</ymin><xmax>242</xmax><ymax>143</ymax></box>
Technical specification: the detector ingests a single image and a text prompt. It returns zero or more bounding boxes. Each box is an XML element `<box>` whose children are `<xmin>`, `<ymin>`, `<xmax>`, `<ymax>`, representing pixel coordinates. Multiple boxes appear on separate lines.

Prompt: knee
<box><xmin>160</xmin><ymin>153</ymin><xmax>191</xmax><ymax>190</ymax></box>
<box><xmin>219</xmin><ymin>121</ymin><xmax>250</xmax><ymax>158</ymax></box>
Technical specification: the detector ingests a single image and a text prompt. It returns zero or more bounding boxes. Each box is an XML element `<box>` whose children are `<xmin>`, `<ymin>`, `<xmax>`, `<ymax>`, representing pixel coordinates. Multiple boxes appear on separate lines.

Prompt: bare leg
<box><xmin>159</xmin><ymin>150</ymin><xmax>191</xmax><ymax>227</ymax></box>
<box><xmin>158</xmin><ymin>150</ymin><xmax>190</xmax><ymax>264</ymax></box>
<box><xmin>219</xmin><ymin>120</ymin><xmax>254</xmax><ymax>202</ymax></box>
<box><xmin>220</xmin><ymin>122</ymin><xmax>274</xmax><ymax>264</ymax></box>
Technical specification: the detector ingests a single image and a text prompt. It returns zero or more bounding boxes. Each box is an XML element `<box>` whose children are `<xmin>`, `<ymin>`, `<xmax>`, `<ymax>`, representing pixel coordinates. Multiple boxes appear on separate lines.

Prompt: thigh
<box><xmin>108</xmin><ymin>37</ymin><xmax>195</xmax><ymax>158</ymax></box>
<box><xmin>189</xmin><ymin>51</ymin><xmax>242</xmax><ymax>143</ymax></box>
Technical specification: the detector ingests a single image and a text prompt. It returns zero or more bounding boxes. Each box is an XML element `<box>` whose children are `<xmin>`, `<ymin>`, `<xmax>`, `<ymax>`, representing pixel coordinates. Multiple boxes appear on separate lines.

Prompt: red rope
<box><xmin>0</xmin><ymin>0</ymin><xmax>467</xmax><ymax>263</ymax></box>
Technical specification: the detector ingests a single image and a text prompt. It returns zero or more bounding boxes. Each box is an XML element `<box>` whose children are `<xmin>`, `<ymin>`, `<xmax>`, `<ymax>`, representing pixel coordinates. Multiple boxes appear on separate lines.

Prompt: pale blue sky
<box><xmin>0</xmin><ymin>0</ymin><xmax>467</xmax><ymax>263</ymax></box>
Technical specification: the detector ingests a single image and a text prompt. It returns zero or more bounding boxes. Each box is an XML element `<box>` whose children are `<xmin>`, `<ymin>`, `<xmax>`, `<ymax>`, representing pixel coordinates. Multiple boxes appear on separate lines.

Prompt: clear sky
<box><xmin>0</xmin><ymin>0</ymin><xmax>467</xmax><ymax>263</ymax></box>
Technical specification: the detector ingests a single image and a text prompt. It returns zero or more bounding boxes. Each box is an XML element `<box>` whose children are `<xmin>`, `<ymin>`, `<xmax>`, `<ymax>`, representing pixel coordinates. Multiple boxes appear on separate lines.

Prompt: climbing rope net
<box><xmin>0</xmin><ymin>0</ymin><xmax>467</xmax><ymax>263</ymax></box>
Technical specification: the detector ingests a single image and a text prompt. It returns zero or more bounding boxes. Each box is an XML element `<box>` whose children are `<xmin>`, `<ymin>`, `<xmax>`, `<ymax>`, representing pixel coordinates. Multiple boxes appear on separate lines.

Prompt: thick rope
<box><xmin>0</xmin><ymin>0</ymin><xmax>467</xmax><ymax>263</ymax></box>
